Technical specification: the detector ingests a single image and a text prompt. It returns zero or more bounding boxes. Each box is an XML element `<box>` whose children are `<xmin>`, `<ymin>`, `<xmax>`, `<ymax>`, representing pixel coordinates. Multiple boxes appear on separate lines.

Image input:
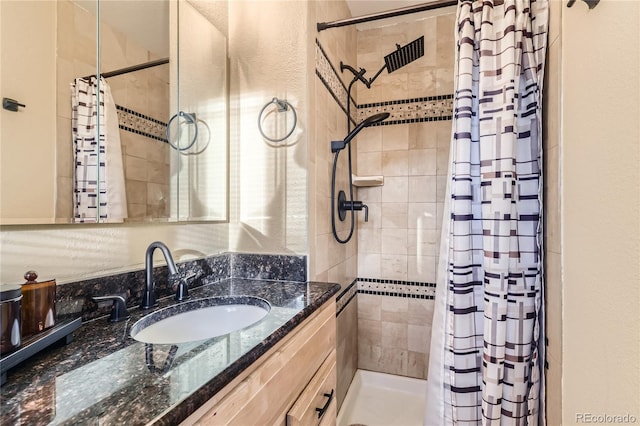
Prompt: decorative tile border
<box><xmin>357</xmin><ymin>277</ymin><xmax>436</xmax><ymax>299</ymax></box>
<box><xmin>315</xmin><ymin>39</ymin><xmax>453</xmax><ymax>127</ymax></box>
<box><xmin>336</xmin><ymin>279</ymin><xmax>358</xmax><ymax>316</ymax></box>
<box><xmin>315</xmin><ymin>41</ymin><xmax>358</xmax><ymax>125</ymax></box>
<box><xmin>357</xmin><ymin>95</ymin><xmax>453</xmax><ymax>125</ymax></box>
<box><xmin>336</xmin><ymin>277</ymin><xmax>436</xmax><ymax>316</ymax></box>
<box><xmin>116</xmin><ymin>105</ymin><xmax>167</xmax><ymax>142</ymax></box>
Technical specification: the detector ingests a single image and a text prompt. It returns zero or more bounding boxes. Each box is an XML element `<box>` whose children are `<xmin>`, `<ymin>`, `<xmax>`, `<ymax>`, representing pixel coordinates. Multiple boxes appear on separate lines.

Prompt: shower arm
<box><xmin>367</xmin><ymin>64</ymin><xmax>387</xmax><ymax>87</ymax></box>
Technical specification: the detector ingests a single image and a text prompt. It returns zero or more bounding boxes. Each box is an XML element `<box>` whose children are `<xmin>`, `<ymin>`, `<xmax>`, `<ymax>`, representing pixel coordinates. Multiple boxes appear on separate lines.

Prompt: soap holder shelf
<box><xmin>0</xmin><ymin>317</ymin><xmax>82</xmax><ymax>385</ymax></box>
<box><xmin>352</xmin><ymin>175</ymin><xmax>384</xmax><ymax>187</ymax></box>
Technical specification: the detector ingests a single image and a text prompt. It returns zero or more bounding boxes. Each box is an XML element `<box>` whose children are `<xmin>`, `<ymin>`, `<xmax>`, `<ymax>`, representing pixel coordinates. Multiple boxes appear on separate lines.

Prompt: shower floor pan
<box><xmin>337</xmin><ymin>369</ymin><xmax>427</xmax><ymax>426</ymax></box>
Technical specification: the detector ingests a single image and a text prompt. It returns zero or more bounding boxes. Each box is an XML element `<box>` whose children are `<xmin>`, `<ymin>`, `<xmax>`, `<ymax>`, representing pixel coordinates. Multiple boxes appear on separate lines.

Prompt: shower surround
<box><xmin>354</xmin><ymin>10</ymin><xmax>456</xmax><ymax>379</ymax></box>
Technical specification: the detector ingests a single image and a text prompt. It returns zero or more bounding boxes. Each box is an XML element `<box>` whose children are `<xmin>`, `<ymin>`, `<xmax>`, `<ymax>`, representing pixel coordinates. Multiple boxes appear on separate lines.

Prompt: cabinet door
<box><xmin>287</xmin><ymin>350</ymin><xmax>337</xmax><ymax>426</ymax></box>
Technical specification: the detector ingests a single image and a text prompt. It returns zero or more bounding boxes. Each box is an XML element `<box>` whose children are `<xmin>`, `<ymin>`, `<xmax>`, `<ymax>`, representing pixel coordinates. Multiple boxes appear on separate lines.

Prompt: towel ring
<box><xmin>166</xmin><ymin>111</ymin><xmax>199</xmax><ymax>151</ymax></box>
<box><xmin>258</xmin><ymin>97</ymin><xmax>297</xmax><ymax>143</ymax></box>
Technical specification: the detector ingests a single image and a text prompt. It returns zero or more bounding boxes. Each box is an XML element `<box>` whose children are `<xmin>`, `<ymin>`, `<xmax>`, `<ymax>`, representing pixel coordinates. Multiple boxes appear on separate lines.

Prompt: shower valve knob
<box><xmin>339</xmin><ymin>198</ymin><xmax>369</xmax><ymax>222</ymax></box>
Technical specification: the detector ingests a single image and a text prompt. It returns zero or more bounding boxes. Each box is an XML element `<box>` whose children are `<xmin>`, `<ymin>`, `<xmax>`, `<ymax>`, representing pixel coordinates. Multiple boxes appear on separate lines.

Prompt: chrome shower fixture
<box><xmin>331</xmin><ymin>112</ymin><xmax>390</xmax><ymax>153</ymax></box>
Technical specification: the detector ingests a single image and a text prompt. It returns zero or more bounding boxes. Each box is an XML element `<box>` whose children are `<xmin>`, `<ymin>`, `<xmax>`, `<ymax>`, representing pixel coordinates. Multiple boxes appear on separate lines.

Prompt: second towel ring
<box><xmin>166</xmin><ymin>111</ymin><xmax>198</xmax><ymax>151</ymax></box>
<box><xmin>258</xmin><ymin>97</ymin><xmax>297</xmax><ymax>143</ymax></box>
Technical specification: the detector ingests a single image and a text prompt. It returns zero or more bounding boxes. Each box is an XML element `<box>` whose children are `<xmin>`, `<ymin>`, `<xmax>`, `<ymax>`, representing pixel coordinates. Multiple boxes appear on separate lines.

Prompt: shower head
<box><xmin>365</xmin><ymin>35</ymin><xmax>425</xmax><ymax>87</ymax></box>
<box><xmin>384</xmin><ymin>35</ymin><xmax>424</xmax><ymax>73</ymax></box>
<box><xmin>331</xmin><ymin>112</ymin><xmax>390</xmax><ymax>153</ymax></box>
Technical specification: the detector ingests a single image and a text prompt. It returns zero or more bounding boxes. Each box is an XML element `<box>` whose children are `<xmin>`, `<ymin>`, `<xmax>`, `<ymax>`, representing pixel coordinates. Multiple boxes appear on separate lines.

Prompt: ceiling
<box><xmin>345</xmin><ymin>0</ymin><xmax>429</xmax><ymax>17</ymax></box>
<box><xmin>344</xmin><ymin>0</ymin><xmax>454</xmax><ymax>30</ymax></box>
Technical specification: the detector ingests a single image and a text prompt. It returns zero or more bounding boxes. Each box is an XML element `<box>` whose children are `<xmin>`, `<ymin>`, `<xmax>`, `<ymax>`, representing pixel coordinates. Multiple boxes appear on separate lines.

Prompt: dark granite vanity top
<box><xmin>0</xmin><ymin>278</ymin><xmax>340</xmax><ymax>425</ymax></box>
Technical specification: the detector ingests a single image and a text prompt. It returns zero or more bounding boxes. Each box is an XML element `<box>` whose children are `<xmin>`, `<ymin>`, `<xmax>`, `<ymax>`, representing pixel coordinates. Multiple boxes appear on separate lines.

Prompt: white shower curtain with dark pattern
<box><xmin>426</xmin><ymin>0</ymin><xmax>548</xmax><ymax>425</ymax></box>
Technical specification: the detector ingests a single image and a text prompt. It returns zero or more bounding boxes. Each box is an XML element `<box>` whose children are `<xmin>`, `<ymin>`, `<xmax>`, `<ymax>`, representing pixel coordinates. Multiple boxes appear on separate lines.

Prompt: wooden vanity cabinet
<box><xmin>183</xmin><ymin>300</ymin><xmax>337</xmax><ymax>426</ymax></box>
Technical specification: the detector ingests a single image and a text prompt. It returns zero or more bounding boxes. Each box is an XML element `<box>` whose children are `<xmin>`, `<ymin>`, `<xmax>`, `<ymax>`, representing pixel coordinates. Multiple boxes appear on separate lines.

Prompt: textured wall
<box><xmin>561</xmin><ymin>0</ymin><xmax>640</xmax><ymax>422</ymax></box>
<box><xmin>227</xmin><ymin>0</ymin><xmax>309</xmax><ymax>255</ymax></box>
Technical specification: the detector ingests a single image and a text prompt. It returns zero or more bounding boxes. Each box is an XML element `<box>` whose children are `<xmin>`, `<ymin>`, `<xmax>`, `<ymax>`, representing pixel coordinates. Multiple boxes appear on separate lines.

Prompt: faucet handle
<box><xmin>174</xmin><ymin>272</ymin><xmax>196</xmax><ymax>302</ymax></box>
<box><xmin>92</xmin><ymin>295</ymin><xmax>131</xmax><ymax>323</ymax></box>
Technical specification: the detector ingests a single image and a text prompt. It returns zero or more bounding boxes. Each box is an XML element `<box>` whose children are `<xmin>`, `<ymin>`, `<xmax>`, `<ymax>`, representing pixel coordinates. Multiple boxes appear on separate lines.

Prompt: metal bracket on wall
<box><xmin>567</xmin><ymin>0</ymin><xmax>600</xmax><ymax>9</ymax></box>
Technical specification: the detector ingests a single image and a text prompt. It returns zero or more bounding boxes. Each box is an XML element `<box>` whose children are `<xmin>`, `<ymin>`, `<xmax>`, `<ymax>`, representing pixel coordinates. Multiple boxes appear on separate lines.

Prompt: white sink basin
<box><xmin>130</xmin><ymin>296</ymin><xmax>270</xmax><ymax>344</ymax></box>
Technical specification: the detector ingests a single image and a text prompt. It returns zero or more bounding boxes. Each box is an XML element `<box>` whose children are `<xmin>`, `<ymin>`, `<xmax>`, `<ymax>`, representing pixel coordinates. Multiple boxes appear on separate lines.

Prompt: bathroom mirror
<box><xmin>0</xmin><ymin>0</ymin><xmax>228</xmax><ymax>224</ymax></box>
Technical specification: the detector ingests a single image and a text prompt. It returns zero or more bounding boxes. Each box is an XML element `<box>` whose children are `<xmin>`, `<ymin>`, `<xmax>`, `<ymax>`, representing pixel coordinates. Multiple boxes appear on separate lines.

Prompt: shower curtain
<box><xmin>426</xmin><ymin>0</ymin><xmax>548</xmax><ymax>425</ymax></box>
<box><xmin>72</xmin><ymin>77</ymin><xmax>127</xmax><ymax>223</ymax></box>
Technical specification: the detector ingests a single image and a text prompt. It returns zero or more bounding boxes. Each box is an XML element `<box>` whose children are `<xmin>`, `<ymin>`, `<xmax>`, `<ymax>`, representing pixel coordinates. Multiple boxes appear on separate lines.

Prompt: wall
<box><xmin>543</xmin><ymin>0</ymin><xmax>563</xmax><ymax>423</ymax></box>
<box><xmin>312</xmin><ymin>0</ymin><xmax>359</xmax><ymax>409</ymax></box>
<box><xmin>561</xmin><ymin>0</ymin><xmax>640</xmax><ymax>423</ymax></box>
<box><xmin>354</xmin><ymin>9</ymin><xmax>455</xmax><ymax>379</ymax></box>
<box><xmin>0</xmin><ymin>1</ymin><xmax>57</xmax><ymax>223</ymax></box>
<box><xmin>227</xmin><ymin>0</ymin><xmax>309</xmax><ymax>255</ymax></box>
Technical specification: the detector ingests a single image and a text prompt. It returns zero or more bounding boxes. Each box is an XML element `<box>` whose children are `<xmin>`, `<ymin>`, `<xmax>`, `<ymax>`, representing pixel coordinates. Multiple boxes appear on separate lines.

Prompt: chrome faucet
<box><xmin>140</xmin><ymin>241</ymin><xmax>178</xmax><ymax>309</ymax></box>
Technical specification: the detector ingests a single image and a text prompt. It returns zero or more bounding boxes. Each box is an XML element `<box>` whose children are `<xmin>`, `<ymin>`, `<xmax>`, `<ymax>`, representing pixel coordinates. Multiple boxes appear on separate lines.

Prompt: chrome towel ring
<box><xmin>258</xmin><ymin>97</ymin><xmax>297</xmax><ymax>142</ymax></box>
<box><xmin>166</xmin><ymin>111</ymin><xmax>198</xmax><ymax>151</ymax></box>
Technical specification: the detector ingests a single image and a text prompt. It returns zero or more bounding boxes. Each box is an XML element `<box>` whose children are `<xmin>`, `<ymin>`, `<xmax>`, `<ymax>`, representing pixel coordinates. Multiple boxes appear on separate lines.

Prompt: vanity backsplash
<box><xmin>55</xmin><ymin>253</ymin><xmax>307</xmax><ymax>322</ymax></box>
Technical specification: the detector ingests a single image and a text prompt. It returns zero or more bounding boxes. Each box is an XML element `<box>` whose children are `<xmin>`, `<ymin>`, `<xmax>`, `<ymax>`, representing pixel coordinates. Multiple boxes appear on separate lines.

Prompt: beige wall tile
<box><xmin>408</xmin><ymin>148</ymin><xmax>437</xmax><ymax>176</ymax></box>
<box><xmin>408</xmin><ymin>202</ymin><xmax>437</xmax><ymax>230</ymax></box>
<box><xmin>408</xmin><ymin>255</ymin><xmax>436</xmax><ymax>282</ymax></box>
<box><xmin>382</xmin><ymin>150</ymin><xmax>409</xmax><ymax>176</ymax></box>
<box><xmin>379</xmin><ymin>347</ymin><xmax>408</xmax><ymax>376</ymax></box>
<box><xmin>358</xmin><ymin>343</ymin><xmax>382</xmax><ymax>372</ymax></box>
<box><xmin>381</xmin><ymin>296</ymin><xmax>409</xmax><ymax>323</ymax></box>
<box><xmin>381</xmin><ymin>228</ymin><xmax>407</xmax><ymax>255</ymax></box>
<box><xmin>358</xmin><ymin>253</ymin><xmax>381</xmax><ymax>278</ymax></box>
<box><xmin>408</xmin><ymin>228</ymin><xmax>438</xmax><ymax>258</ymax></box>
<box><xmin>358</xmin><ymin>151</ymin><xmax>382</xmax><ymax>176</ymax></box>
<box><xmin>124</xmin><ymin>155</ymin><xmax>147</xmax><ymax>182</ymax></box>
<box><xmin>408</xmin><ymin>299</ymin><xmax>435</xmax><ymax>326</ymax></box>
<box><xmin>356</xmin><ymin>125</ymin><xmax>380</xmax><ymax>153</ymax></box>
<box><xmin>436</xmin><ymin>145</ymin><xmax>450</xmax><ymax>175</ymax></box>
<box><xmin>382</xmin><ymin>124</ymin><xmax>409</xmax><ymax>151</ymax></box>
<box><xmin>381</xmin><ymin>321</ymin><xmax>408</xmax><ymax>350</ymax></box>
<box><xmin>408</xmin><ymin>176</ymin><xmax>437</xmax><ymax>202</ymax></box>
<box><xmin>358</xmin><ymin>228</ymin><xmax>381</xmax><ymax>254</ymax></box>
<box><xmin>381</xmin><ymin>177</ymin><xmax>408</xmax><ymax>203</ymax></box>
<box><xmin>358</xmin><ymin>318</ymin><xmax>382</xmax><ymax>346</ymax></box>
<box><xmin>358</xmin><ymin>186</ymin><xmax>382</xmax><ymax>203</ymax></box>
<box><xmin>408</xmin><ymin>324</ymin><xmax>431</xmax><ymax>353</ymax></box>
<box><xmin>380</xmin><ymin>254</ymin><xmax>408</xmax><ymax>281</ymax></box>
<box><xmin>408</xmin><ymin>350</ymin><xmax>429</xmax><ymax>379</ymax></box>
<box><xmin>381</xmin><ymin>203</ymin><xmax>408</xmax><ymax>229</ymax></box>
<box><xmin>409</xmin><ymin>122</ymin><xmax>437</xmax><ymax>150</ymax></box>
<box><xmin>358</xmin><ymin>293</ymin><xmax>381</xmax><ymax>321</ymax></box>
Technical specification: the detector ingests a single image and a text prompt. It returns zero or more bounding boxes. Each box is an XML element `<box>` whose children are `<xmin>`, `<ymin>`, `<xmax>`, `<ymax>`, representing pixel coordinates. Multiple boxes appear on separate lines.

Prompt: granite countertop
<box><xmin>0</xmin><ymin>278</ymin><xmax>340</xmax><ymax>425</ymax></box>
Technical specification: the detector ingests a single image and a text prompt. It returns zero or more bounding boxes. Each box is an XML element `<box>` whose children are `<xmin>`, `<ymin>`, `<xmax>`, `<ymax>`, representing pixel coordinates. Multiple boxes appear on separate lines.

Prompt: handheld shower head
<box><xmin>331</xmin><ymin>112</ymin><xmax>390</xmax><ymax>153</ymax></box>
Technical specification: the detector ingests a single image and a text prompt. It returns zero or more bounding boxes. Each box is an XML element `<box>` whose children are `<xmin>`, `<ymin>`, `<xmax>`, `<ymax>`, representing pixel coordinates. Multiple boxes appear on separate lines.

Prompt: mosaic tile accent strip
<box><xmin>358</xmin><ymin>95</ymin><xmax>453</xmax><ymax>125</ymax></box>
<box><xmin>336</xmin><ymin>279</ymin><xmax>358</xmax><ymax>316</ymax></box>
<box><xmin>116</xmin><ymin>105</ymin><xmax>167</xmax><ymax>142</ymax></box>
<box><xmin>315</xmin><ymin>39</ymin><xmax>454</xmax><ymax>127</ymax></box>
<box><xmin>357</xmin><ymin>277</ymin><xmax>436</xmax><ymax>299</ymax></box>
<box><xmin>315</xmin><ymin>40</ymin><xmax>358</xmax><ymax>125</ymax></box>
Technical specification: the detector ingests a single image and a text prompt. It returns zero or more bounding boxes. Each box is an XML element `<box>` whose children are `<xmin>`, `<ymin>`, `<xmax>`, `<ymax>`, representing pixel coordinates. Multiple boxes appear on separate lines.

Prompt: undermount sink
<box><xmin>130</xmin><ymin>296</ymin><xmax>271</xmax><ymax>344</ymax></box>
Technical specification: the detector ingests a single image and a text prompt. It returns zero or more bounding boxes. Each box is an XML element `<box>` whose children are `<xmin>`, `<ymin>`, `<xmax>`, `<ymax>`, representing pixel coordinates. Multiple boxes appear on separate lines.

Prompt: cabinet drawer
<box><xmin>287</xmin><ymin>349</ymin><xmax>337</xmax><ymax>426</ymax></box>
